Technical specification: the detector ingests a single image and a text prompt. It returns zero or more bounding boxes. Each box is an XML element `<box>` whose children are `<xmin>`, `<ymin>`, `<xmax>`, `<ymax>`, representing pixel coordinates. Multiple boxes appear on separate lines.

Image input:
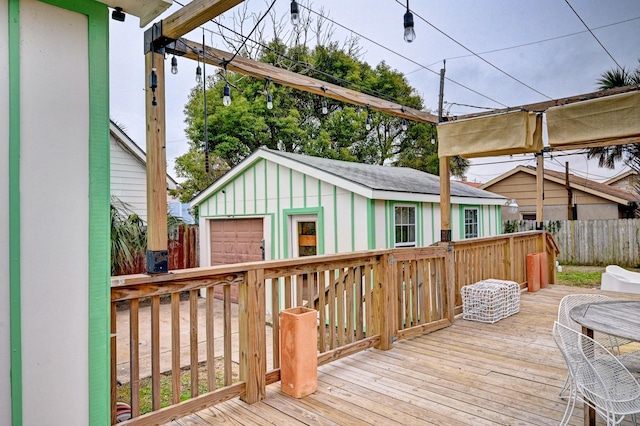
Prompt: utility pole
<box><xmin>565</xmin><ymin>162</ymin><xmax>573</xmax><ymax>220</ymax></box>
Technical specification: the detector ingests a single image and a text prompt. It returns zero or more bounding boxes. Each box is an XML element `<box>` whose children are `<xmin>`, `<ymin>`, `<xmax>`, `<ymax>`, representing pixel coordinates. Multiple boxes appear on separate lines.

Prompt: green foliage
<box><xmin>110</xmin><ymin>197</ymin><xmax>146</xmax><ymax>275</ymax></box>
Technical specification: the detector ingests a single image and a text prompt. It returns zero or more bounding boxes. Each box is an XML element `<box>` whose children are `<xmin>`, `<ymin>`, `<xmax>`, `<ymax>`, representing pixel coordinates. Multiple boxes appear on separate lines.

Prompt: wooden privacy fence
<box><xmin>506</xmin><ymin>219</ymin><xmax>640</xmax><ymax>267</ymax></box>
<box><xmin>110</xmin><ymin>231</ymin><xmax>555</xmax><ymax>425</ymax></box>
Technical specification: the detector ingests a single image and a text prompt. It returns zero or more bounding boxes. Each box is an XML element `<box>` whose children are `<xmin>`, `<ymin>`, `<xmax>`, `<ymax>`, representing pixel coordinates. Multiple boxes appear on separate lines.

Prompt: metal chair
<box><xmin>557</xmin><ymin>294</ymin><xmax>636</xmax><ymax>398</ymax></box>
<box><xmin>553</xmin><ymin>321</ymin><xmax>640</xmax><ymax>426</ymax></box>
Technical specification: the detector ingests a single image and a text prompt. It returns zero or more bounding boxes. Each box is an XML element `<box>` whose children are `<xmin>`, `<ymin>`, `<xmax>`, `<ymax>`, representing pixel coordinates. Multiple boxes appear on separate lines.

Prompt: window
<box><xmin>394</xmin><ymin>205</ymin><xmax>416</xmax><ymax>247</ymax></box>
<box><xmin>464</xmin><ymin>207</ymin><xmax>479</xmax><ymax>238</ymax></box>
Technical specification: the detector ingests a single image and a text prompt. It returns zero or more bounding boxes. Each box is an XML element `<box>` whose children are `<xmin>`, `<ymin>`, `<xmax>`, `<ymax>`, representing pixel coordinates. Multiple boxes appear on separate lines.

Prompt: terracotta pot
<box><xmin>526</xmin><ymin>253</ymin><xmax>541</xmax><ymax>292</ymax></box>
<box><xmin>279</xmin><ymin>307</ymin><xmax>317</xmax><ymax>398</ymax></box>
<box><xmin>538</xmin><ymin>252</ymin><xmax>549</xmax><ymax>288</ymax></box>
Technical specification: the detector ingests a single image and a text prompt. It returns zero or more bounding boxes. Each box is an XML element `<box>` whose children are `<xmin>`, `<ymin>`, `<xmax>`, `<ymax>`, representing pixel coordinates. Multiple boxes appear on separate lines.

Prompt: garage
<box><xmin>209</xmin><ymin>218</ymin><xmax>264</xmax><ymax>265</ymax></box>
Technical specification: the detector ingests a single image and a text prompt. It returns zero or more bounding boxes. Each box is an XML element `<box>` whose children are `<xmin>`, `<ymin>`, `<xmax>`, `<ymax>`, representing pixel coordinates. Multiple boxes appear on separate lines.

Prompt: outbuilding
<box><xmin>191</xmin><ymin>148</ymin><xmax>506</xmax><ymax>267</ymax></box>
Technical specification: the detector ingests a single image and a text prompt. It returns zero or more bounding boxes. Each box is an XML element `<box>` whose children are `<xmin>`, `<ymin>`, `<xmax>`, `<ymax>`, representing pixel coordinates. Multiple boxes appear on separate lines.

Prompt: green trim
<box><xmin>459</xmin><ymin>205</ymin><xmax>481</xmax><ymax>239</ymax></box>
<box><xmin>276</xmin><ymin>164</ymin><xmax>280</xmax><ymax>258</ymax></box>
<box><xmin>488</xmin><ymin>205</ymin><xmax>492</xmax><ymax>235</ymax></box>
<box><xmin>9</xmin><ymin>0</ymin><xmax>22</xmax><ymax>423</ymax></box>
<box><xmin>263</xmin><ymin>159</ymin><xmax>268</xmax><ymax>214</ymax></box>
<box><xmin>350</xmin><ymin>193</ymin><xmax>355</xmax><ymax>251</ymax></box>
<box><xmin>233</xmin><ymin>180</ymin><xmax>237</xmax><ymax>214</ymax></box>
<box><xmin>367</xmin><ymin>199</ymin><xmax>376</xmax><ymax>249</ymax></box>
<box><xmin>289</xmin><ymin>169</ymin><xmax>293</xmax><ymax>209</ymax></box>
<box><xmin>223</xmin><ymin>187</ymin><xmax>227</xmax><ymax>215</ymax></box>
<box><xmin>333</xmin><ymin>186</ymin><xmax>338</xmax><ymax>253</ymax></box>
<box><xmin>430</xmin><ymin>203</ymin><xmax>435</xmax><ymax>244</ymax></box>
<box><xmin>282</xmin><ymin>207</ymin><xmax>324</xmax><ymax>258</ymax></box>
<box><xmin>303</xmin><ymin>174</ymin><xmax>307</xmax><ymax>208</ymax></box>
<box><xmin>390</xmin><ymin>202</ymin><xmax>420</xmax><ymax>248</ymax></box>
<box><xmin>498</xmin><ymin>206</ymin><xmax>503</xmax><ymax>233</ymax></box>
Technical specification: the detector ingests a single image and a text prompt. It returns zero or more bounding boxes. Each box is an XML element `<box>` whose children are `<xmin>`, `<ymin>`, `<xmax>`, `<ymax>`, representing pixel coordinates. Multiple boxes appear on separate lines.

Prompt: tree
<box><xmin>173</xmin><ymin>5</ymin><xmax>469</xmax><ymax>200</ymax></box>
<box><xmin>588</xmin><ymin>60</ymin><xmax>640</xmax><ymax>169</ymax></box>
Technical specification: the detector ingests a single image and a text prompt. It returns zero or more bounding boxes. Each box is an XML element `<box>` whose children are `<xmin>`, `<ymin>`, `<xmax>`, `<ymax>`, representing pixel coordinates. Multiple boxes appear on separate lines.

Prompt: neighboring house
<box><xmin>110</xmin><ymin>120</ymin><xmax>194</xmax><ymax>224</ymax></box>
<box><xmin>191</xmin><ymin>148</ymin><xmax>506</xmax><ymax>267</ymax></box>
<box><xmin>605</xmin><ymin>170</ymin><xmax>639</xmax><ymax>193</ymax></box>
<box><xmin>480</xmin><ymin>165</ymin><xmax>639</xmax><ymax>221</ymax></box>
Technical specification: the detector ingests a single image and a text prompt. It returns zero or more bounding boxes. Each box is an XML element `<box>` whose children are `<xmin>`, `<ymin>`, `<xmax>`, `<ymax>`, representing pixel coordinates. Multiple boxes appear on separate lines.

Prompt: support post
<box><xmin>536</xmin><ymin>152</ymin><xmax>544</xmax><ymax>230</ymax></box>
<box><xmin>439</xmin><ymin>156</ymin><xmax>451</xmax><ymax>242</ymax></box>
<box><xmin>374</xmin><ymin>254</ymin><xmax>394</xmax><ymax>350</ymax></box>
<box><xmin>565</xmin><ymin>162</ymin><xmax>573</xmax><ymax>220</ymax></box>
<box><xmin>239</xmin><ymin>269</ymin><xmax>266</xmax><ymax>403</ymax></box>
<box><xmin>145</xmin><ymin>46</ymin><xmax>169</xmax><ymax>273</ymax></box>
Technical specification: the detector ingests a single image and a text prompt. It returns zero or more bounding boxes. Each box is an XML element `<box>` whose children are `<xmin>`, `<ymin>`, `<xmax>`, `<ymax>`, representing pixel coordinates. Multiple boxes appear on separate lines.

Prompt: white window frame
<box><xmin>464</xmin><ymin>207</ymin><xmax>479</xmax><ymax>239</ymax></box>
<box><xmin>394</xmin><ymin>205</ymin><xmax>416</xmax><ymax>248</ymax></box>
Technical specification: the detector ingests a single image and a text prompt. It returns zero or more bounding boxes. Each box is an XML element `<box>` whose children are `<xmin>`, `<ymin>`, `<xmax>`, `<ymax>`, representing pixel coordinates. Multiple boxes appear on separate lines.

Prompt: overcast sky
<box><xmin>109</xmin><ymin>0</ymin><xmax>640</xmax><ymax>184</ymax></box>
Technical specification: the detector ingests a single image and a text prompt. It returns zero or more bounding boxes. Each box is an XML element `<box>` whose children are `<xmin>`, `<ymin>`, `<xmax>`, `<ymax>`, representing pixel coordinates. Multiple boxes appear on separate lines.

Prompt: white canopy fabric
<box><xmin>547</xmin><ymin>91</ymin><xmax>640</xmax><ymax>149</ymax></box>
<box><xmin>437</xmin><ymin>111</ymin><xmax>543</xmax><ymax>158</ymax></box>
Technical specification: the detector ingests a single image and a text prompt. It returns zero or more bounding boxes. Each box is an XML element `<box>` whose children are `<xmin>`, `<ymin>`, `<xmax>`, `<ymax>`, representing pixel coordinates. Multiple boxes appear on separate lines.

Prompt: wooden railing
<box><xmin>450</xmin><ymin>230</ymin><xmax>558</xmax><ymax>313</ymax></box>
<box><xmin>110</xmin><ymin>231</ymin><xmax>557</xmax><ymax>424</ymax></box>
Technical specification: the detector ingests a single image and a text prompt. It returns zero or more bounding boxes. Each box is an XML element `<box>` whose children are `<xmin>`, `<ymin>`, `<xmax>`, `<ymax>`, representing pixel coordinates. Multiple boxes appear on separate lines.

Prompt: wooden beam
<box><xmin>177</xmin><ymin>38</ymin><xmax>438</xmax><ymax>124</ymax></box>
<box><xmin>439</xmin><ymin>156</ymin><xmax>451</xmax><ymax>242</ymax></box>
<box><xmin>161</xmin><ymin>0</ymin><xmax>245</xmax><ymax>41</ymax></box>
<box><xmin>536</xmin><ymin>153</ymin><xmax>544</xmax><ymax>228</ymax></box>
<box><xmin>550</xmin><ymin>135</ymin><xmax>640</xmax><ymax>151</ymax></box>
<box><xmin>454</xmin><ymin>84</ymin><xmax>640</xmax><ymax>121</ymax></box>
<box><xmin>145</xmin><ymin>51</ymin><xmax>169</xmax><ymax>273</ymax></box>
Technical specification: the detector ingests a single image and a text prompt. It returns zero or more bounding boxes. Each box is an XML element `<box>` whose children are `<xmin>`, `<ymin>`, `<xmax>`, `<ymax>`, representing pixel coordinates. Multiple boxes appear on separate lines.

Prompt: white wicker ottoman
<box><xmin>461</xmin><ymin>279</ymin><xmax>520</xmax><ymax>323</ymax></box>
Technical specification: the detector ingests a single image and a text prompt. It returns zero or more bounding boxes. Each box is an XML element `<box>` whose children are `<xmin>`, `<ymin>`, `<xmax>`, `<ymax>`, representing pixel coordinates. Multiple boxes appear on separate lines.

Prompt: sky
<box><xmin>109</xmin><ymin>0</ymin><xmax>640</xmax><ymax>184</ymax></box>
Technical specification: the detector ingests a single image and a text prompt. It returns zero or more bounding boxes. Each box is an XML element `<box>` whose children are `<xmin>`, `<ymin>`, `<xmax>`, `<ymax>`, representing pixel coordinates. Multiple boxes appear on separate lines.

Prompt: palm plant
<box><xmin>111</xmin><ymin>197</ymin><xmax>147</xmax><ymax>275</ymax></box>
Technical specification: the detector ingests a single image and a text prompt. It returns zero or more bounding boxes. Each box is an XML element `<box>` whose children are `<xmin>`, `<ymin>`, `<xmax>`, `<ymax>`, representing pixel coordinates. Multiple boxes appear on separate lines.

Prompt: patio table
<box><xmin>569</xmin><ymin>300</ymin><xmax>640</xmax><ymax>426</ymax></box>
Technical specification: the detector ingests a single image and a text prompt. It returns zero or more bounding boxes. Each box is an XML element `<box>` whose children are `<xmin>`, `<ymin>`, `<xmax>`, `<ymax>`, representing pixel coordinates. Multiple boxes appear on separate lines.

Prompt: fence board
<box><xmin>506</xmin><ymin>219</ymin><xmax>640</xmax><ymax>266</ymax></box>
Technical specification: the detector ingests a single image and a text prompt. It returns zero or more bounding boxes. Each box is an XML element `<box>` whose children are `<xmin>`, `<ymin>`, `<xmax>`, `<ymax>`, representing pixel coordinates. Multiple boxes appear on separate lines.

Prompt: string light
<box><xmin>222</xmin><ymin>62</ymin><xmax>231</xmax><ymax>106</ymax></box>
<box><xmin>265</xmin><ymin>78</ymin><xmax>273</xmax><ymax>109</ymax></box>
<box><xmin>195</xmin><ymin>62</ymin><xmax>202</xmax><ymax>83</ymax></box>
<box><xmin>290</xmin><ymin>1</ymin><xmax>300</xmax><ymax>26</ymax></box>
<box><xmin>402</xmin><ymin>118</ymin><xmax>407</xmax><ymax>131</ymax></box>
<box><xmin>365</xmin><ymin>107</ymin><xmax>372</xmax><ymax>131</ymax></box>
<box><xmin>321</xmin><ymin>86</ymin><xmax>328</xmax><ymax>114</ymax></box>
<box><xmin>171</xmin><ymin>55</ymin><xmax>178</xmax><ymax>75</ymax></box>
<box><xmin>403</xmin><ymin>0</ymin><xmax>416</xmax><ymax>43</ymax></box>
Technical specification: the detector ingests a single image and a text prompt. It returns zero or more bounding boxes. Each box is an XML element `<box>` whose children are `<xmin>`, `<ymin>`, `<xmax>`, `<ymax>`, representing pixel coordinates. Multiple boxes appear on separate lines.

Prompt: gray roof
<box><xmin>264</xmin><ymin>148</ymin><xmax>503</xmax><ymax>199</ymax></box>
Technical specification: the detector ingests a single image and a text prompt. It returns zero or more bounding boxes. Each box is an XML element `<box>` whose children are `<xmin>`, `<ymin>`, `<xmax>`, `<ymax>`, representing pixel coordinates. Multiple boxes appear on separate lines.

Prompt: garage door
<box><xmin>209</xmin><ymin>218</ymin><xmax>264</xmax><ymax>266</ymax></box>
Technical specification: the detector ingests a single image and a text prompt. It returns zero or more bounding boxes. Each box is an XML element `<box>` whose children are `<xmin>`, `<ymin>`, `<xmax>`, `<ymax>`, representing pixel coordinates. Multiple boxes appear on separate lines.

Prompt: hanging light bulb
<box><xmin>195</xmin><ymin>64</ymin><xmax>202</xmax><ymax>83</ymax></box>
<box><xmin>290</xmin><ymin>0</ymin><xmax>300</xmax><ymax>26</ymax></box>
<box><xmin>403</xmin><ymin>1</ymin><xmax>416</xmax><ymax>43</ymax></box>
<box><xmin>266</xmin><ymin>93</ymin><xmax>273</xmax><ymax>110</ymax></box>
<box><xmin>401</xmin><ymin>118</ymin><xmax>407</xmax><ymax>131</ymax></box>
<box><xmin>431</xmin><ymin>137</ymin><xmax>436</xmax><ymax>144</ymax></box>
<box><xmin>322</xmin><ymin>100</ymin><xmax>328</xmax><ymax>115</ymax></box>
<box><xmin>365</xmin><ymin>114</ymin><xmax>372</xmax><ymax>131</ymax></box>
<box><xmin>223</xmin><ymin>84</ymin><xmax>231</xmax><ymax>107</ymax></box>
<box><xmin>171</xmin><ymin>55</ymin><xmax>178</xmax><ymax>75</ymax></box>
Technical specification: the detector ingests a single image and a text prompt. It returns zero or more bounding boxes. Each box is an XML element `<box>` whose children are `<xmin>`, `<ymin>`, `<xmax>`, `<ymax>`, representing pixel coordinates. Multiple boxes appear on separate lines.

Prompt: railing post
<box><xmin>374</xmin><ymin>253</ymin><xmax>395</xmax><ymax>350</ymax></box>
<box><xmin>443</xmin><ymin>247</ymin><xmax>456</xmax><ymax>323</ymax></box>
<box><xmin>239</xmin><ymin>269</ymin><xmax>266</xmax><ymax>403</ymax></box>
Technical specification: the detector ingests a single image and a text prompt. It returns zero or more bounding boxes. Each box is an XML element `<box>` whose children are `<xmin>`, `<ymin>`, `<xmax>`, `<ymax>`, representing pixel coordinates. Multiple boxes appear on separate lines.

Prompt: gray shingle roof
<box><xmin>264</xmin><ymin>148</ymin><xmax>503</xmax><ymax>199</ymax></box>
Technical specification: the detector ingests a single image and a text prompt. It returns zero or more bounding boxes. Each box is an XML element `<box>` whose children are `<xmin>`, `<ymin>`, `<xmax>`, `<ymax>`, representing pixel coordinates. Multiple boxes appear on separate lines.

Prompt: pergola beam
<box><xmin>173</xmin><ymin>38</ymin><xmax>439</xmax><ymax>124</ymax></box>
<box><xmin>453</xmin><ymin>84</ymin><xmax>640</xmax><ymax>121</ymax></box>
<box><xmin>161</xmin><ymin>0</ymin><xmax>245</xmax><ymax>40</ymax></box>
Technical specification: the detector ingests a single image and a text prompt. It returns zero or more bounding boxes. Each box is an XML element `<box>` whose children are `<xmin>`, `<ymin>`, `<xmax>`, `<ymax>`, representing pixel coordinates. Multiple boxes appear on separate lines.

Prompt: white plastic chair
<box><xmin>553</xmin><ymin>321</ymin><xmax>640</xmax><ymax>426</ymax></box>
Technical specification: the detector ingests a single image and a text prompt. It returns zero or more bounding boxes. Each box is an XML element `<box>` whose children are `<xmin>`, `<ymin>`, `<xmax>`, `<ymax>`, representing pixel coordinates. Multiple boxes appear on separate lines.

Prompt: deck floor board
<box><xmin>164</xmin><ymin>285</ymin><xmax>640</xmax><ymax>425</ymax></box>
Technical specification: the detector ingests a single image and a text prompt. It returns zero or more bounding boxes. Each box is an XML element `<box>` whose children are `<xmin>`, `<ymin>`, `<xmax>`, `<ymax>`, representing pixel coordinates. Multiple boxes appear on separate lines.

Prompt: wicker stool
<box><xmin>461</xmin><ymin>279</ymin><xmax>520</xmax><ymax>323</ymax></box>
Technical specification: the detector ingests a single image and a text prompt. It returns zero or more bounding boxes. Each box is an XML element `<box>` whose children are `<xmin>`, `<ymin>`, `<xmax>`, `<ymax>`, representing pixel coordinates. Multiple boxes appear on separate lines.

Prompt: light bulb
<box><xmin>267</xmin><ymin>94</ymin><xmax>273</xmax><ymax>110</ymax></box>
<box><xmin>431</xmin><ymin>137</ymin><xmax>436</xmax><ymax>145</ymax></box>
<box><xmin>365</xmin><ymin>116</ymin><xmax>371</xmax><ymax>131</ymax></box>
<box><xmin>401</xmin><ymin>119</ymin><xmax>407</xmax><ymax>131</ymax></box>
<box><xmin>223</xmin><ymin>84</ymin><xmax>231</xmax><ymax>107</ymax></box>
<box><xmin>290</xmin><ymin>1</ymin><xmax>300</xmax><ymax>26</ymax></box>
<box><xmin>322</xmin><ymin>100</ymin><xmax>328</xmax><ymax>115</ymax></box>
<box><xmin>171</xmin><ymin>56</ymin><xmax>178</xmax><ymax>75</ymax></box>
<box><xmin>195</xmin><ymin>65</ymin><xmax>202</xmax><ymax>84</ymax></box>
<box><xmin>403</xmin><ymin>11</ymin><xmax>416</xmax><ymax>43</ymax></box>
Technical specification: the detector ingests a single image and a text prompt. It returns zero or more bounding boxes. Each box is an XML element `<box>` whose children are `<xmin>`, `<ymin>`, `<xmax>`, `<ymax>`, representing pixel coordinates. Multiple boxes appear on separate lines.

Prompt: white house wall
<box><xmin>20</xmin><ymin>1</ymin><xmax>90</xmax><ymax>422</ymax></box>
<box><xmin>0</xmin><ymin>0</ymin><xmax>11</xmax><ymax>421</ymax></box>
<box><xmin>110</xmin><ymin>134</ymin><xmax>149</xmax><ymax>221</ymax></box>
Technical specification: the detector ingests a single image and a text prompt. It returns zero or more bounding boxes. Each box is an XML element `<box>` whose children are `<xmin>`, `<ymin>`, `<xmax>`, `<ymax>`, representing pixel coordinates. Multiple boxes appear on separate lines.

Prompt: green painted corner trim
<box><xmin>8</xmin><ymin>0</ymin><xmax>23</xmax><ymax>424</ymax></box>
<box><xmin>367</xmin><ymin>199</ymin><xmax>375</xmax><ymax>250</ymax></box>
<box><xmin>282</xmin><ymin>207</ymin><xmax>325</xmax><ymax>258</ymax></box>
<box><xmin>498</xmin><ymin>206</ymin><xmax>503</xmax><ymax>233</ymax></box>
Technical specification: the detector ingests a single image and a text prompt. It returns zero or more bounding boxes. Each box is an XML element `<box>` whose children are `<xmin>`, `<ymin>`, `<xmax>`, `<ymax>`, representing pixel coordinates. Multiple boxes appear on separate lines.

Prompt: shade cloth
<box><xmin>547</xmin><ymin>91</ymin><xmax>640</xmax><ymax>149</ymax></box>
<box><xmin>438</xmin><ymin>111</ymin><xmax>542</xmax><ymax>158</ymax></box>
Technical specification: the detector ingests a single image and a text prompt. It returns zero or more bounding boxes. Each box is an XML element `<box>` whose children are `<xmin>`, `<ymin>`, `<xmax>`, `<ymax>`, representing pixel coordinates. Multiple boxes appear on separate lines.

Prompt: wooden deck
<box><xmin>166</xmin><ymin>285</ymin><xmax>640</xmax><ymax>426</ymax></box>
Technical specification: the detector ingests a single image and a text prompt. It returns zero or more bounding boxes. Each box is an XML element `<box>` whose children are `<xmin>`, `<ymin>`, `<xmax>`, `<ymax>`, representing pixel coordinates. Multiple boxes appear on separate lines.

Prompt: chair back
<box><xmin>557</xmin><ymin>294</ymin><xmax>613</xmax><ymax>330</ymax></box>
<box><xmin>554</xmin><ymin>322</ymin><xmax>640</xmax><ymax>410</ymax></box>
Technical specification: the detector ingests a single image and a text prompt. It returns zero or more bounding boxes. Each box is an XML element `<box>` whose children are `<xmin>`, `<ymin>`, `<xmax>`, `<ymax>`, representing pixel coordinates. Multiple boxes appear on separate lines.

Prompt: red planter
<box><xmin>279</xmin><ymin>307</ymin><xmax>318</xmax><ymax>398</ymax></box>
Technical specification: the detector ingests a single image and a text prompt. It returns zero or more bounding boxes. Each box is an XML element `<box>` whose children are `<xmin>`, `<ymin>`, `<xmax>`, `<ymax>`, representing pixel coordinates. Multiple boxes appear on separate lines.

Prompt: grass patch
<box><xmin>116</xmin><ymin>358</ymin><xmax>239</xmax><ymax>415</ymax></box>
<box><xmin>555</xmin><ymin>269</ymin><xmax>603</xmax><ymax>288</ymax></box>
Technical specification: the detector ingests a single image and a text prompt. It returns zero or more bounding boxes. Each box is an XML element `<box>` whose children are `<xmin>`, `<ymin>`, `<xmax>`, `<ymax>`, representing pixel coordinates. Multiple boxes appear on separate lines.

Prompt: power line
<box><xmin>564</xmin><ymin>0</ymin><xmax>624</xmax><ymax>70</ymax></box>
<box><xmin>397</xmin><ymin>0</ymin><xmax>552</xmax><ymax>101</ymax></box>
